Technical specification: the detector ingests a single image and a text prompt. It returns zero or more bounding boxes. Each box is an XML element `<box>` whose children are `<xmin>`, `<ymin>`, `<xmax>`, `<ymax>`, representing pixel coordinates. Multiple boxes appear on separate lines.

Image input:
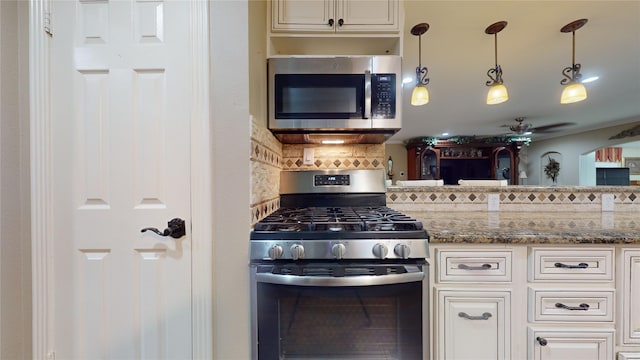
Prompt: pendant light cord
<box><xmin>572</xmin><ymin>30</ymin><xmax>576</xmax><ymax>68</ymax></box>
<box><xmin>494</xmin><ymin>33</ymin><xmax>498</xmax><ymax>67</ymax></box>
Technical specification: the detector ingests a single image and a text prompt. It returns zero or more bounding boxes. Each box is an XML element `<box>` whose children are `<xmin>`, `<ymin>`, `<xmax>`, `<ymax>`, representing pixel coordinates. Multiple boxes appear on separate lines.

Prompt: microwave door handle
<box><xmin>364</xmin><ymin>70</ymin><xmax>371</xmax><ymax>119</ymax></box>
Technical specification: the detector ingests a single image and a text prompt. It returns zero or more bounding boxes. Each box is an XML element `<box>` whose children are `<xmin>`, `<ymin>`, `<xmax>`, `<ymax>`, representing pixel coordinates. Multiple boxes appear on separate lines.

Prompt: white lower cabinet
<box><xmin>527</xmin><ymin>247</ymin><xmax>616</xmax><ymax>360</ymax></box>
<box><xmin>431</xmin><ymin>245</ymin><xmax>640</xmax><ymax>359</ymax></box>
<box><xmin>432</xmin><ymin>246</ymin><xmax>522</xmax><ymax>359</ymax></box>
<box><xmin>620</xmin><ymin>249</ymin><xmax>640</xmax><ymax>345</ymax></box>
<box><xmin>528</xmin><ymin>328</ymin><xmax>615</xmax><ymax>360</ymax></box>
<box><xmin>436</xmin><ymin>290</ymin><xmax>510</xmax><ymax>360</ymax></box>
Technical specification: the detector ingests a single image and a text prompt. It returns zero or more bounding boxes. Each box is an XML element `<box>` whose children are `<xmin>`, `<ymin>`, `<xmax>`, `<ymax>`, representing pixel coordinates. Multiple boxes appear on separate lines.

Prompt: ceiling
<box><xmin>391</xmin><ymin>1</ymin><xmax>640</xmax><ymax>145</ymax></box>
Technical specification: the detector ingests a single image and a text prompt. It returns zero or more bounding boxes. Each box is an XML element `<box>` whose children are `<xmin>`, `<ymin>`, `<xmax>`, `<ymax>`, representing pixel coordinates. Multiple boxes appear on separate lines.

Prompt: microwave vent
<box><xmin>271</xmin><ymin>131</ymin><xmax>397</xmax><ymax>144</ymax></box>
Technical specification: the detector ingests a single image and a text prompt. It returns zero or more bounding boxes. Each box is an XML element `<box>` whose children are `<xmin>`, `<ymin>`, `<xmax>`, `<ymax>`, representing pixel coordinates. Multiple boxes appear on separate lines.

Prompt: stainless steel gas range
<box><xmin>250</xmin><ymin>169</ymin><xmax>430</xmax><ymax>360</ymax></box>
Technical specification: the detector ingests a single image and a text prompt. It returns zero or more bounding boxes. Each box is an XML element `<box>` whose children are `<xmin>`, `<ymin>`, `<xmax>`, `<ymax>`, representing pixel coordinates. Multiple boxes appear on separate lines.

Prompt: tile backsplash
<box><xmin>250</xmin><ymin>120</ymin><xmax>386</xmax><ymax>225</ymax></box>
<box><xmin>250</xmin><ymin>122</ymin><xmax>639</xmax><ymax>229</ymax></box>
<box><xmin>250</xmin><ymin>119</ymin><xmax>282</xmax><ymax>225</ymax></box>
<box><xmin>282</xmin><ymin>144</ymin><xmax>385</xmax><ymax>170</ymax></box>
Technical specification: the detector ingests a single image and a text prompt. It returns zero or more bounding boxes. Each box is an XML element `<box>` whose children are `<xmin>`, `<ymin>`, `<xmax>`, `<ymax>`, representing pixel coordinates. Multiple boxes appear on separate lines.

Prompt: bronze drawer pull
<box><xmin>458</xmin><ymin>312</ymin><xmax>492</xmax><ymax>320</ymax></box>
<box><xmin>536</xmin><ymin>337</ymin><xmax>548</xmax><ymax>346</ymax></box>
<box><xmin>555</xmin><ymin>302</ymin><xmax>590</xmax><ymax>311</ymax></box>
<box><xmin>554</xmin><ymin>262</ymin><xmax>589</xmax><ymax>269</ymax></box>
<box><xmin>458</xmin><ymin>263</ymin><xmax>492</xmax><ymax>270</ymax></box>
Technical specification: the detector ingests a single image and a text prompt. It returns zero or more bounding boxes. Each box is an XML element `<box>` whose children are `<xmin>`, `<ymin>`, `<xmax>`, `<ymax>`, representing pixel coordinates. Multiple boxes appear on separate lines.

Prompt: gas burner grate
<box><xmin>254</xmin><ymin>206</ymin><xmax>424</xmax><ymax>233</ymax></box>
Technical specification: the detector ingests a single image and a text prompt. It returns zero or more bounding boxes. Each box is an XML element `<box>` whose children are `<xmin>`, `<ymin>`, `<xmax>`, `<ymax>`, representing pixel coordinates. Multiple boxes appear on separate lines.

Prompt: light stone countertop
<box><xmin>403</xmin><ymin>211</ymin><xmax>640</xmax><ymax>245</ymax></box>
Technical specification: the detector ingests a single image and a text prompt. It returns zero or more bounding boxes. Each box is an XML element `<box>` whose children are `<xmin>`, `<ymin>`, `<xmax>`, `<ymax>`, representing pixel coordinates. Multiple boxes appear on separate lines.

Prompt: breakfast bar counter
<box><xmin>384</xmin><ymin>185</ymin><xmax>640</xmax><ymax>245</ymax></box>
<box><xmin>403</xmin><ymin>211</ymin><xmax>640</xmax><ymax>244</ymax></box>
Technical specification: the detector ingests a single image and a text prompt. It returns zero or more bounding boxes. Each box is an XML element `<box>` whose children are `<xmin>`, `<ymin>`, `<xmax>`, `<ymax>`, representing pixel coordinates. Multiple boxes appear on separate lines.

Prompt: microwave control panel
<box><xmin>371</xmin><ymin>74</ymin><xmax>396</xmax><ymax>119</ymax></box>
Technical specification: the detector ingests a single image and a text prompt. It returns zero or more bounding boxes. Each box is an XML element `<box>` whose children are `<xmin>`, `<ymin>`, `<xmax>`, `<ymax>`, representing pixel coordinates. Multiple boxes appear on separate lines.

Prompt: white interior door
<box><xmin>50</xmin><ymin>0</ymin><xmax>192</xmax><ymax>358</ymax></box>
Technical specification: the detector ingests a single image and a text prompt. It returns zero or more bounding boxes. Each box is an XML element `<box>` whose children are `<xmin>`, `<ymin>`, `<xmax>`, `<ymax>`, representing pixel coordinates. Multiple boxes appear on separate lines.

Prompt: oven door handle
<box><xmin>255</xmin><ymin>270</ymin><xmax>425</xmax><ymax>287</ymax></box>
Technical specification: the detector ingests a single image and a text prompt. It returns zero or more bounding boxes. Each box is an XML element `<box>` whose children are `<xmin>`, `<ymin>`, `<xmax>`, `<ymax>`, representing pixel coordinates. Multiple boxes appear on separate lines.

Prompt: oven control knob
<box><xmin>268</xmin><ymin>245</ymin><xmax>283</xmax><ymax>260</ymax></box>
<box><xmin>290</xmin><ymin>244</ymin><xmax>305</xmax><ymax>260</ymax></box>
<box><xmin>331</xmin><ymin>243</ymin><xmax>346</xmax><ymax>259</ymax></box>
<box><xmin>394</xmin><ymin>244</ymin><xmax>411</xmax><ymax>259</ymax></box>
<box><xmin>372</xmin><ymin>243</ymin><xmax>389</xmax><ymax>259</ymax></box>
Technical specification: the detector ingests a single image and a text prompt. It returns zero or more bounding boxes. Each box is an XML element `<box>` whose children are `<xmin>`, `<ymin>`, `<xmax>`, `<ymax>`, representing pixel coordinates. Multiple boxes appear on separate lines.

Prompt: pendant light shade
<box><xmin>410</xmin><ymin>23</ymin><xmax>430</xmax><ymax>106</ymax></box>
<box><xmin>560</xmin><ymin>19</ymin><xmax>588</xmax><ymax>104</ymax></box>
<box><xmin>485</xmin><ymin>21</ymin><xmax>508</xmax><ymax>105</ymax></box>
<box><xmin>411</xmin><ymin>85</ymin><xmax>430</xmax><ymax>106</ymax></box>
<box><xmin>560</xmin><ymin>82</ymin><xmax>587</xmax><ymax>104</ymax></box>
<box><xmin>487</xmin><ymin>83</ymin><xmax>509</xmax><ymax>105</ymax></box>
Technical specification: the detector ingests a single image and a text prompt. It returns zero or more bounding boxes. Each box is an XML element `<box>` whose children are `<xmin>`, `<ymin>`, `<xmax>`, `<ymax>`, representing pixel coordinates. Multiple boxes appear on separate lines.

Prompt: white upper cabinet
<box><xmin>272</xmin><ymin>0</ymin><xmax>334</xmax><ymax>32</ymax></box>
<box><xmin>271</xmin><ymin>0</ymin><xmax>399</xmax><ymax>33</ymax></box>
<box><xmin>336</xmin><ymin>0</ymin><xmax>399</xmax><ymax>32</ymax></box>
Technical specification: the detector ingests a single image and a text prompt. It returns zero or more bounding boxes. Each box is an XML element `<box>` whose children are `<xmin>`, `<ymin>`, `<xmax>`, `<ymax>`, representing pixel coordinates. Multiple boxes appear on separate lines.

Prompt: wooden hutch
<box><xmin>406</xmin><ymin>136</ymin><xmax>527</xmax><ymax>185</ymax></box>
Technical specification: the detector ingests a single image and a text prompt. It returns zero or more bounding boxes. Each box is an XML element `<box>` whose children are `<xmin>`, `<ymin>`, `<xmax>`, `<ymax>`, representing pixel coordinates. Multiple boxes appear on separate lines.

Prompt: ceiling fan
<box><xmin>503</xmin><ymin>117</ymin><xmax>575</xmax><ymax>135</ymax></box>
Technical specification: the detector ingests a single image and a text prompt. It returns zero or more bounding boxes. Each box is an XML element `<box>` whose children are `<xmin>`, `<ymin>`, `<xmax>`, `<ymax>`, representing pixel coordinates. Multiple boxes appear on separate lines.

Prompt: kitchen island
<box><xmin>388</xmin><ymin>186</ymin><xmax>640</xmax><ymax>359</ymax></box>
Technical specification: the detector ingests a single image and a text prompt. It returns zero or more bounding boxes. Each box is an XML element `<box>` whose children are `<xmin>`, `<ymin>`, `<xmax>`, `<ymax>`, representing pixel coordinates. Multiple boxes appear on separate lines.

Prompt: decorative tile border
<box><xmin>387</xmin><ymin>186</ymin><xmax>640</xmax><ymax>212</ymax></box>
<box><xmin>251</xmin><ymin>139</ymin><xmax>283</xmax><ymax>168</ymax></box>
<box><xmin>282</xmin><ymin>144</ymin><xmax>385</xmax><ymax>170</ymax></box>
<box><xmin>250</xmin><ymin>197</ymin><xmax>280</xmax><ymax>225</ymax></box>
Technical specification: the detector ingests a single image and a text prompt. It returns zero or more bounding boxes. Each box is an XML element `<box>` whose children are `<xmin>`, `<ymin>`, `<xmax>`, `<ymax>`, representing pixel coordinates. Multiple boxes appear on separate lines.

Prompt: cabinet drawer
<box><xmin>528</xmin><ymin>327</ymin><xmax>614</xmax><ymax>360</ymax></box>
<box><xmin>529</xmin><ymin>248</ymin><xmax>614</xmax><ymax>282</ymax></box>
<box><xmin>438</xmin><ymin>250</ymin><xmax>512</xmax><ymax>283</ymax></box>
<box><xmin>528</xmin><ymin>288</ymin><xmax>614</xmax><ymax>322</ymax></box>
<box><xmin>619</xmin><ymin>353</ymin><xmax>640</xmax><ymax>360</ymax></box>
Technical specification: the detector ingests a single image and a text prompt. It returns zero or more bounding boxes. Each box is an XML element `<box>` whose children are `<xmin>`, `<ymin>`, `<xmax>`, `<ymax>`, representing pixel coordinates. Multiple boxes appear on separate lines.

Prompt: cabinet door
<box><xmin>620</xmin><ymin>250</ymin><xmax>640</xmax><ymax>344</ymax></box>
<box><xmin>437</xmin><ymin>290</ymin><xmax>511</xmax><ymax>360</ymax></box>
<box><xmin>272</xmin><ymin>0</ymin><xmax>335</xmax><ymax>32</ymax></box>
<box><xmin>528</xmin><ymin>328</ymin><xmax>614</xmax><ymax>360</ymax></box>
<box><xmin>420</xmin><ymin>148</ymin><xmax>438</xmax><ymax>180</ymax></box>
<box><xmin>492</xmin><ymin>147</ymin><xmax>516</xmax><ymax>184</ymax></box>
<box><xmin>336</xmin><ymin>0</ymin><xmax>399</xmax><ymax>32</ymax></box>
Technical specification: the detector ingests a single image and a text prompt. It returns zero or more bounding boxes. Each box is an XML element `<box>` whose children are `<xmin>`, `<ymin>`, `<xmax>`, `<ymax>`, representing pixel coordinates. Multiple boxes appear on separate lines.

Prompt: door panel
<box><xmin>52</xmin><ymin>1</ymin><xmax>192</xmax><ymax>358</ymax></box>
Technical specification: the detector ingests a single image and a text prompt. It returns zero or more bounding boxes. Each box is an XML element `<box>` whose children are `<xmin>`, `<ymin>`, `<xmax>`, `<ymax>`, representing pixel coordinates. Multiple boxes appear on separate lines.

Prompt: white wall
<box><xmin>385</xmin><ymin>143</ymin><xmax>409</xmax><ymax>182</ymax></box>
<box><xmin>0</xmin><ymin>1</ymin><xmax>31</xmax><ymax>359</ymax></box>
<box><xmin>525</xmin><ymin>119</ymin><xmax>640</xmax><ymax>185</ymax></box>
<box><xmin>210</xmin><ymin>1</ymin><xmax>252</xmax><ymax>358</ymax></box>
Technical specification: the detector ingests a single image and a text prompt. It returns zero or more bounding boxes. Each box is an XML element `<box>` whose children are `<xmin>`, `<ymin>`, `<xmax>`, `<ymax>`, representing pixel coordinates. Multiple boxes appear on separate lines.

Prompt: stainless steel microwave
<box><xmin>268</xmin><ymin>56</ymin><xmax>402</xmax><ymax>144</ymax></box>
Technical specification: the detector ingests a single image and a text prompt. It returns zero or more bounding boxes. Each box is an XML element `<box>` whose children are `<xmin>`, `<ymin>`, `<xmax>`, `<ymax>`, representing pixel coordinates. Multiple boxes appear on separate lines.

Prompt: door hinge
<box><xmin>44</xmin><ymin>11</ymin><xmax>53</xmax><ymax>37</ymax></box>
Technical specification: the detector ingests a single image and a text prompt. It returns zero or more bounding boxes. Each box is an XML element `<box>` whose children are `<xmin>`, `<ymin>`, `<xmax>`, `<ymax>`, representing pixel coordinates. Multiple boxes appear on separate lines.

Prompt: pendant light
<box><xmin>560</xmin><ymin>19</ymin><xmax>588</xmax><ymax>104</ymax></box>
<box><xmin>410</xmin><ymin>23</ymin><xmax>430</xmax><ymax>106</ymax></box>
<box><xmin>485</xmin><ymin>21</ymin><xmax>508</xmax><ymax>105</ymax></box>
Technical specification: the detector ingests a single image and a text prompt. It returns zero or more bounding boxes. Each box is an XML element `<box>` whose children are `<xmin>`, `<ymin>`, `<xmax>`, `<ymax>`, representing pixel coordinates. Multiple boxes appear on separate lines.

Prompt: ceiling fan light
<box><xmin>486</xmin><ymin>84</ymin><xmax>509</xmax><ymax>105</ymax></box>
<box><xmin>561</xmin><ymin>82</ymin><xmax>587</xmax><ymax>104</ymax></box>
<box><xmin>411</xmin><ymin>85</ymin><xmax>430</xmax><ymax>106</ymax></box>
